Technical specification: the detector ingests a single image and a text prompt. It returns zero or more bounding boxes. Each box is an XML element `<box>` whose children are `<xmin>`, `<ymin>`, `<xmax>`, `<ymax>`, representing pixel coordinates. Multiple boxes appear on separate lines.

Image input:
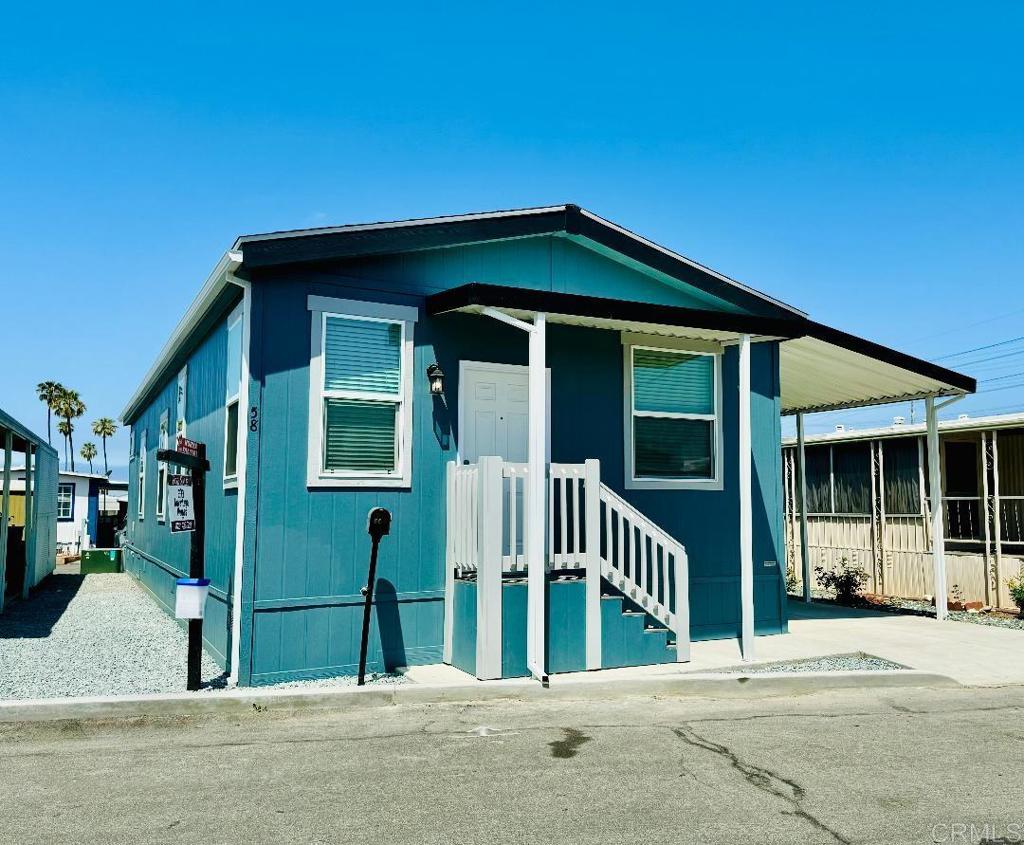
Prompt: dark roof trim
<box><xmin>238</xmin><ymin>207</ymin><xmax>569</xmax><ymax>270</ymax></box>
<box><xmin>426</xmin><ymin>283</ymin><xmax>806</xmax><ymax>339</ymax></box>
<box><xmin>426</xmin><ymin>283</ymin><xmax>976</xmax><ymax>395</ymax></box>
<box><xmin>235</xmin><ymin>205</ymin><xmax>805</xmax><ymax>319</ymax></box>
<box><xmin>565</xmin><ymin>207</ymin><xmax>804</xmax><ymax>317</ymax></box>
<box><xmin>803</xmin><ymin>321</ymin><xmax>977</xmax><ymax>394</ymax></box>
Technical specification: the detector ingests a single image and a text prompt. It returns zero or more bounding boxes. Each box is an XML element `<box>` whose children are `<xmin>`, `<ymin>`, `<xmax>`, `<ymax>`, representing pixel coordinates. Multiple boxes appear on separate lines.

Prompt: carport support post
<box><xmin>739</xmin><ymin>334</ymin><xmax>755</xmax><ymax>660</ymax></box>
<box><xmin>926</xmin><ymin>397</ymin><xmax>948</xmax><ymax>621</ymax></box>
<box><xmin>0</xmin><ymin>431</ymin><xmax>11</xmax><ymax>613</ymax></box>
<box><xmin>22</xmin><ymin>447</ymin><xmax>32</xmax><ymax>599</ymax></box>
<box><xmin>796</xmin><ymin>413</ymin><xmax>812</xmax><ymax>603</ymax></box>
<box><xmin>526</xmin><ymin>312</ymin><xmax>547</xmax><ymax>682</ymax></box>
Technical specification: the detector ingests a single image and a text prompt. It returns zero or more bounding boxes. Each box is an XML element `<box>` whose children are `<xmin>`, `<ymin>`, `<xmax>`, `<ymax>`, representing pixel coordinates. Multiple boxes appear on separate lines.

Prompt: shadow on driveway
<box><xmin>0</xmin><ymin>571</ymin><xmax>85</xmax><ymax>639</ymax></box>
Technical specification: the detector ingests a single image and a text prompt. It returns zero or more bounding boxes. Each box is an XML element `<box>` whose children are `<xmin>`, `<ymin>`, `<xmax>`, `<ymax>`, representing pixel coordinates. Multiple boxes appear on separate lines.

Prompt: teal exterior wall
<box><xmin>123</xmin><ymin>295</ymin><xmax>242</xmax><ymax>670</ymax></box>
<box><xmin>238</xmin><ymin>232</ymin><xmax>787</xmax><ymax>685</ymax></box>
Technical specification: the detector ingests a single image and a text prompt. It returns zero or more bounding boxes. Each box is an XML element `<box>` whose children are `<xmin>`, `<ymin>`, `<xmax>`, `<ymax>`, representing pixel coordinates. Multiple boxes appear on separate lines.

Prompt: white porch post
<box><xmin>583</xmin><ymin>458</ymin><xmax>602</xmax><ymax>670</ymax></box>
<box><xmin>738</xmin><ymin>334</ymin><xmax>755</xmax><ymax>660</ymax></box>
<box><xmin>476</xmin><ymin>456</ymin><xmax>504</xmax><ymax>679</ymax></box>
<box><xmin>0</xmin><ymin>431</ymin><xmax>12</xmax><ymax>614</ymax></box>
<box><xmin>926</xmin><ymin>397</ymin><xmax>948</xmax><ymax>620</ymax></box>
<box><xmin>796</xmin><ymin>412</ymin><xmax>812</xmax><ymax>602</ymax></box>
<box><xmin>526</xmin><ymin>313</ymin><xmax>548</xmax><ymax>681</ymax></box>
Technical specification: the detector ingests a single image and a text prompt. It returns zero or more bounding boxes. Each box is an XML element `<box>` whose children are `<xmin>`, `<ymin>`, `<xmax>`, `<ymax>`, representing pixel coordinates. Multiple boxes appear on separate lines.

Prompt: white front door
<box><xmin>459</xmin><ymin>361</ymin><xmax>549</xmax><ymax>464</ymax></box>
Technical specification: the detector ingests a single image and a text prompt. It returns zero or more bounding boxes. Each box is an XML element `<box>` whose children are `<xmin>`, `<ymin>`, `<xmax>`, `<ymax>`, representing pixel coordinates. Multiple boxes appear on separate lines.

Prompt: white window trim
<box><xmin>137</xmin><ymin>429</ymin><xmax>147</xmax><ymax>519</ymax></box>
<box><xmin>224</xmin><ymin>302</ymin><xmax>244</xmax><ymax>488</ymax></box>
<box><xmin>156</xmin><ymin>410</ymin><xmax>169</xmax><ymax>522</ymax></box>
<box><xmin>306</xmin><ymin>295</ymin><xmax>418</xmax><ymax>489</ymax></box>
<box><xmin>57</xmin><ymin>483</ymin><xmax>74</xmax><ymax>520</ymax></box>
<box><xmin>622</xmin><ymin>335</ymin><xmax>723</xmax><ymax>491</ymax></box>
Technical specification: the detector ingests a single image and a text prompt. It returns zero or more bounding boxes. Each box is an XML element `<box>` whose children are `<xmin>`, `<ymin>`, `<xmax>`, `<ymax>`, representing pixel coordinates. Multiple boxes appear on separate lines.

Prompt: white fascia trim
<box><xmin>227</xmin><ymin>273</ymin><xmax>251</xmax><ymax>687</ymax></box>
<box><xmin>120</xmin><ymin>250</ymin><xmax>243</xmax><ymax>423</ymax></box>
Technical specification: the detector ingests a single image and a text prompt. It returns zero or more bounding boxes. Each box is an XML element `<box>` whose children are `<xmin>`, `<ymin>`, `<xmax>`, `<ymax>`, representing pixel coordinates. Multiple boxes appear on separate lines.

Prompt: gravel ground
<box><xmin>707</xmin><ymin>651</ymin><xmax>907</xmax><ymax>674</ymax></box>
<box><xmin>267</xmin><ymin>672</ymin><xmax>410</xmax><ymax>690</ymax></box>
<box><xmin>0</xmin><ymin>572</ymin><xmax>224</xmax><ymax>700</ymax></box>
<box><xmin>789</xmin><ymin>589</ymin><xmax>1024</xmax><ymax>631</ymax></box>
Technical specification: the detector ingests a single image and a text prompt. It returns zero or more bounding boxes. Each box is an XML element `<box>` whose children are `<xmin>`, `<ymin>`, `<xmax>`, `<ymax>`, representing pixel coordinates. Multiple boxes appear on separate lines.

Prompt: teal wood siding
<box><xmin>243</xmin><ymin>234</ymin><xmax>785</xmax><ymax>684</ymax></box>
<box><xmin>124</xmin><ymin>302</ymin><xmax>241</xmax><ymax>669</ymax></box>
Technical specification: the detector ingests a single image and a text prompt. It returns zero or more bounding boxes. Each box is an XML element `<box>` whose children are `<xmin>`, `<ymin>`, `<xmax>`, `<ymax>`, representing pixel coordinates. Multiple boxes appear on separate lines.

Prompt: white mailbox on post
<box><xmin>175</xmin><ymin>578</ymin><xmax>210</xmax><ymax>620</ymax></box>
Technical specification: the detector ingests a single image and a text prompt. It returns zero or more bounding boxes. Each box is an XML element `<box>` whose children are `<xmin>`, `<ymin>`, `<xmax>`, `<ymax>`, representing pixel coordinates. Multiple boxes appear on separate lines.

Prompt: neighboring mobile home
<box><xmin>119</xmin><ymin>206</ymin><xmax>975</xmax><ymax>685</ymax></box>
<box><xmin>0</xmin><ymin>408</ymin><xmax>58</xmax><ymax>613</ymax></box>
<box><xmin>7</xmin><ymin>469</ymin><xmax>127</xmax><ymax>553</ymax></box>
<box><xmin>783</xmin><ymin>411</ymin><xmax>1024</xmax><ymax>610</ymax></box>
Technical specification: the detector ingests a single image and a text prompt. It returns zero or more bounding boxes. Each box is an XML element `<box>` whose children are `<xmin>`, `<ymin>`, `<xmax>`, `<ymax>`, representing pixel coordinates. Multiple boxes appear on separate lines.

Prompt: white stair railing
<box><xmin>444</xmin><ymin>457</ymin><xmax>691</xmax><ymax>673</ymax></box>
<box><xmin>598</xmin><ymin>483</ymin><xmax>690</xmax><ymax>662</ymax></box>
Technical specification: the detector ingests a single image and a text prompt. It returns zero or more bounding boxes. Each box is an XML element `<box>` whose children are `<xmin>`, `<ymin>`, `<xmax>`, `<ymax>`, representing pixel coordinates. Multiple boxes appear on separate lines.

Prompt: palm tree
<box><xmin>80</xmin><ymin>442</ymin><xmax>98</xmax><ymax>475</ymax></box>
<box><xmin>91</xmin><ymin>417</ymin><xmax>118</xmax><ymax>475</ymax></box>
<box><xmin>36</xmin><ymin>381</ymin><xmax>65</xmax><ymax>445</ymax></box>
<box><xmin>57</xmin><ymin>419</ymin><xmax>73</xmax><ymax>470</ymax></box>
<box><xmin>55</xmin><ymin>389</ymin><xmax>86</xmax><ymax>472</ymax></box>
<box><xmin>80</xmin><ymin>442</ymin><xmax>98</xmax><ymax>474</ymax></box>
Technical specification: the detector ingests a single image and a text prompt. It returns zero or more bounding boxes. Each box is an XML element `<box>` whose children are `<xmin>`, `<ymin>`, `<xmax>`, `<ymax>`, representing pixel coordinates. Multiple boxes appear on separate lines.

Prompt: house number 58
<box><xmin>249</xmin><ymin>406</ymin><xmax>259</xmax><ymax>432</ymax></box>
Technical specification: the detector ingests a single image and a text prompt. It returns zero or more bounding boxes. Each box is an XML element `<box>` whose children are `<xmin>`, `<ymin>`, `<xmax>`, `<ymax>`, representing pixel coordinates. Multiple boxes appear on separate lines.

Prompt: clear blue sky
<box><xmin>2</xmin><ymin>2</ymin><xmax>1022</xmax><ymax>477</ymax></box>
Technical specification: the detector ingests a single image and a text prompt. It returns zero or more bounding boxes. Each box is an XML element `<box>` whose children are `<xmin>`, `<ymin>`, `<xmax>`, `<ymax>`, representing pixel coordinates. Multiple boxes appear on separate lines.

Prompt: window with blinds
<box><xmin>629</xmin><ymin>346</ymin><xmax>718</xmax><ymax>482</ymax></box>
<box><xmin>320</xmin><ymin>314</ymin><xmax>405</xmax><ymax>475</ymax></box>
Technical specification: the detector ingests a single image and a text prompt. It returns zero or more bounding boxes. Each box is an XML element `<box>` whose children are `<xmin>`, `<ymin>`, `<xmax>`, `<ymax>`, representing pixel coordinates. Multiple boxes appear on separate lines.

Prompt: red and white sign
<box><xmin>175</xmin><ymin>435</ymin><xmax>201</xmax><ymax>458</ymax></box>
<box><xmin>168</xmin><ymin>474</ymin><xmax>196</xmax><ymax>533</ymax></box>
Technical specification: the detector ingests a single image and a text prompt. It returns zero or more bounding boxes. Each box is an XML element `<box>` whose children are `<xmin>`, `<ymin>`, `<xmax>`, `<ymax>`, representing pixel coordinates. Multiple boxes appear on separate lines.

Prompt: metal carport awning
<box><xmin>426</xmin><ymin>283</ymin><xmax>976</xmax><ymax>410</ymax></box>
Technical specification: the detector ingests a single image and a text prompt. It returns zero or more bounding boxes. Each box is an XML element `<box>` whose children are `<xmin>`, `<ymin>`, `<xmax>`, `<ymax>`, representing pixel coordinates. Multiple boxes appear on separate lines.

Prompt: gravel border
<box><xmin>706</xmin><ymin>652</ymin><xmax>908</xmax><ymax>675</ymax></box>
<box><xmin>789</xmin><ymin>591</ymin><xmax>1024</xmax><ymax>631</ymax></box>
<box><xmin>265</xmin><ymin>673</ymin><xmax>410</xmax><ymax>691</ymax></box>
<box><xmin>0</xmin><ymin>572</ymin><xmax>225</xmax><ymax>700</ymax></box>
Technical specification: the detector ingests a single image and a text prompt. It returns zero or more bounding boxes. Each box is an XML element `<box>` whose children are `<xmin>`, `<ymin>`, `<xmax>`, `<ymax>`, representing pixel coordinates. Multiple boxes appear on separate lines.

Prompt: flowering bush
<box><xmin>814</xmin><ymin>558</ymin><xmax>869</xmax><ymax>605</ymax></box>
<box><xmin>1008</xmin><ymin>572</ymin><xmax>1024</xmax><ymax>617</ymax></box>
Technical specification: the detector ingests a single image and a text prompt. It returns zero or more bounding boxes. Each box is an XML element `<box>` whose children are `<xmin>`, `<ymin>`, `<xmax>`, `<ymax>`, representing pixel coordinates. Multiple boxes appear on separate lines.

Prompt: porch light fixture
<box><xmin>426</xmin><ymin>363</ymin><xmax>445</xmax><ymax>396</ymax></box>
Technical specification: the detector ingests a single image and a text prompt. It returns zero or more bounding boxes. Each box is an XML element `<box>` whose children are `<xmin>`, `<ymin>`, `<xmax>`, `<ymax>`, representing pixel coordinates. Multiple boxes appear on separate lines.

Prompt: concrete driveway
<box><xmin>680</xmin><ymin>599</ymin><xmax>1024</xmax><ymax>686</ymax></box>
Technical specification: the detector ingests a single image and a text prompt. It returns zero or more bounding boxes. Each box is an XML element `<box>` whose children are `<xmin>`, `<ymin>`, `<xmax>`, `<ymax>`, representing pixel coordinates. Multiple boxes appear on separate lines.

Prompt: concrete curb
<box><xmin>0</xmin><ymin>669</ymin><xmax>960</xmax><ymax>724</ymax></box>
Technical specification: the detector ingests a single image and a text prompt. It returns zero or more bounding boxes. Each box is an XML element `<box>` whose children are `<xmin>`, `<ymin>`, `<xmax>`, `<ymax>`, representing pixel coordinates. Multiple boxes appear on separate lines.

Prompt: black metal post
<box><xmin>358</xmin><ymin>508</ymin><xmax>392</xmax><ymax>686</ymax></box>
<box><xmin>187</xmin><ymin>443</ymin><xmax>207</xmax><ymax>692</ymax></box>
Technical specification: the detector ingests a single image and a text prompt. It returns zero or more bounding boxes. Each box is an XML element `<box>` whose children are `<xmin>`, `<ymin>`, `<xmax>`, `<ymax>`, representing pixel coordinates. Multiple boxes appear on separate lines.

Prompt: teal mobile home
<box><xmin>119</xmin><ymin>206</ymin><xmax>974</xmax><ymax>685</ymax></box>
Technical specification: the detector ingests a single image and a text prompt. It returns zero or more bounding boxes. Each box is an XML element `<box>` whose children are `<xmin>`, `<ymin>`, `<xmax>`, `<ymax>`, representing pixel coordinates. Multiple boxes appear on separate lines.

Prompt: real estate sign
<box><xmin>167</xmin><ymin>474</ymin><xmax>195</xmax><ymax>533</ymax></box>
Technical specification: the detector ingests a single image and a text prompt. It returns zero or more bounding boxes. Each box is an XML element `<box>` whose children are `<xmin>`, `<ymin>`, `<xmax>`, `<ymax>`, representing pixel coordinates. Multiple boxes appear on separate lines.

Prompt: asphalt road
<box><xmin>1</xmin><ymin>685</ymin><xmax>1023</xmax><ymax>845</ymax></box>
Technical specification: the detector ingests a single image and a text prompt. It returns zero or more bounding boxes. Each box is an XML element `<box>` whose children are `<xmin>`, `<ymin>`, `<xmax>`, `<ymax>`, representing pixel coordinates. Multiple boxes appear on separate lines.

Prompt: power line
<box><xmin>979</xmin><ymin>371</ymin><xmax>1024</xmax><ymax>384</ymax></box>
<box><xmin>942</xmin><ymin>348</ymin><xmax>1024</xmax><ymax>369</ymax></box>
<box><xmin>910</xmin><ymin>303</ymin><xmax>1024</xmax><ymax>348</ymax></box>
<box><xmin>933</xmin><ymin>334</ymin><xmax>1024</xmax><ymax>361</ymax></box>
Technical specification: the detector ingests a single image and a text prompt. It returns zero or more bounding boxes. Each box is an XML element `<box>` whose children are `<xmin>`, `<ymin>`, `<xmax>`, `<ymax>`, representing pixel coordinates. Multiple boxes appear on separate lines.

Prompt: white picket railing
<box><xmin>444</xmin><ymin>456</ymin><xmax>691</xmax><ymax>673</ymax></box>
<box><xmin>598</xmin><ymin>483</ymin><xmax>689</xmax><ymax>647</ymax></box>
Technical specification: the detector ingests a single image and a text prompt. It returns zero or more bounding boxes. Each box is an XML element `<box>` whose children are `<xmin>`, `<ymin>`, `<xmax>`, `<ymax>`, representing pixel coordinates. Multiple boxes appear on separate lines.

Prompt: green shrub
<box><xmin>1008</xmin><ymin>572</ymin><xmax>1024</xmax><ymax>616</ymax></box>
<box><xmin>814</xmin><ymin>558</ymin><xmax>868</xmax><ymax>605</ymax></box>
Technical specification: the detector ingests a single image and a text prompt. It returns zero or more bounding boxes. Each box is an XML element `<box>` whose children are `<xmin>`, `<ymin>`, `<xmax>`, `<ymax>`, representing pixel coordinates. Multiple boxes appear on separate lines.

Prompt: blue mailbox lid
<box><xmin>175</xmin><ymin>578</ymin><xmax>211</xmax><ymax>587</ymax></box>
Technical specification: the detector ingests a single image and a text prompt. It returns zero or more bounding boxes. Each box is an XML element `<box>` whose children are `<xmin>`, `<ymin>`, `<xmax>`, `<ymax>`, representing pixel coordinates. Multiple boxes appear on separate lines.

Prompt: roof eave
<box><xmin>119</xmin><ymin>250</ymin><xmax>242</xmax><ymax>424</ymax></box>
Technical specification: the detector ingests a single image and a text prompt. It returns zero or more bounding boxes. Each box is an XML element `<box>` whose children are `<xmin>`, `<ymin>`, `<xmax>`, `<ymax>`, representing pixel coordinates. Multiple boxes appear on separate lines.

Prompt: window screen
<box><xmin>882</xmin><ymin>438</ymin><xmax>921</xmax><ymax>515</ymax></box>
<box><xmin>944</xmin><ymin>440</ymin><xmax>979</xmax><ymax>497</ymax></box>
<box><xmin>803</xmin><ymin>446</ymin><xmax>832</xmax><ymax>513</ymax></box>
<box><xmin>832</xmin><ymin>443</ymin><xmax>871</xmax><ymax>514</ymax></box>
